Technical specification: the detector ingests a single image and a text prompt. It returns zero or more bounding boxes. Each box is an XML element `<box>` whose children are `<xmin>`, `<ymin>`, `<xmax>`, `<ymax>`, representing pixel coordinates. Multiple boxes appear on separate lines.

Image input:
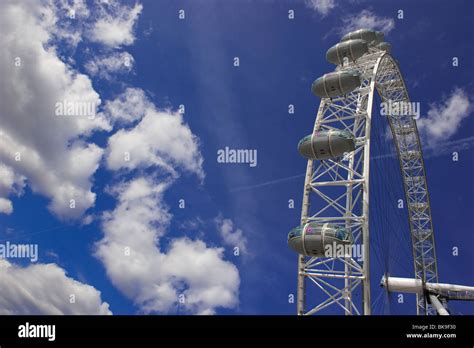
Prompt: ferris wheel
<box><xmin>288</xmin><ymin>29</ymin><xmax>474</xmax><ymax>315</ymax></box>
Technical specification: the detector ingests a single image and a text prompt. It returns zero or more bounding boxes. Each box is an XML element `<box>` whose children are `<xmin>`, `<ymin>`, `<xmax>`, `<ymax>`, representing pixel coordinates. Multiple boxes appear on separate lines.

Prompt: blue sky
<box><xmin>0</xmin><ymin>0</ymin><xmax>472</xmax><ymax>315</ymax></box>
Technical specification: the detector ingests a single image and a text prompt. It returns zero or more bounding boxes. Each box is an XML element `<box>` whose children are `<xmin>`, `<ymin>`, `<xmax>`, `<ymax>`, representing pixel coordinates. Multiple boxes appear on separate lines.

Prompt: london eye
<box><xmin>288</xmin><ymin>29</ymin><xmax>474</xmax><ymax>315</ymax></box>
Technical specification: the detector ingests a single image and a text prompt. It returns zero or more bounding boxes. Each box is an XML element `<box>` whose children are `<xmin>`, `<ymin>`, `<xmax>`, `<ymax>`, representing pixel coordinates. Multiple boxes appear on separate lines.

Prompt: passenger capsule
<box><xmin>326</xmin><ymin>39</ymin><xmax>369</xmax><ymax>65</ymax></box>
<box><xmin>341</xmin><ymin>29</ymin><xmax>384</xmax><ymax>45</ymax></box>
<box><xmin>287</xmin><ymin>222</ymin><xmax>353</xmax><ymax>257</ymax></box>
<box><xmin>375</xmin><ymin>42</ymin><xmax>391</xmax><ymax>53</ymax></box>
<box><xmin>298</xmin><ymin>129</ymin><xmax>355</xmax><ymax>160</ymax></box>
<box><xmin>311</xmin><ymin>70</ymin><xmax>361</xmax><ymax>98</ymax></box>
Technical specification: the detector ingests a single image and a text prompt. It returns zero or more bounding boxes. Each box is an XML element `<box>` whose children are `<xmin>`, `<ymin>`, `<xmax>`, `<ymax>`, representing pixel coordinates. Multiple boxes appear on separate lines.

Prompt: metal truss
<box><xmin>297</xmin><ymin>49</ymin><xmax>438</xmax><ymax>315</ymax></box>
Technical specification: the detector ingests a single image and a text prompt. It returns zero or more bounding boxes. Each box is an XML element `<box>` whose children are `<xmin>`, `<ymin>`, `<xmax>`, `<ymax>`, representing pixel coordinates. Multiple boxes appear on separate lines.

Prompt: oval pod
<box><xmin>312</xmin><ymin>70</ymin><xmax>361</xmax><ymax>98</ymax></box>
<box><xmin>287</xmin><ymin>222</ymin><xmax>353</xmax><ymax>257</ymax></box>
<box><xmin>326</xmin><ymin>39</ymin><xmax>369</xmax><ymax>65</ymax></box>
<box><xmin>297</xmin><ymin>129</ymin><xmax>355</xmax><ymax>160</ymax></box>
<box><xmin>341</xmin><ymin>29</ymin><xmax>384</xmax><ymax>45</ymax></box>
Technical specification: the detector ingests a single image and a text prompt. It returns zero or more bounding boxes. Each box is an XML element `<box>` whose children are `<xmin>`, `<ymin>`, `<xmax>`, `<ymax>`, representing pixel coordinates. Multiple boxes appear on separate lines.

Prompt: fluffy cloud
<box><xmin>0</xmin><ymin>164</ymin><xmax>26</xmax><ymax>215</ymax></box>
<box><xmin>1</xmin><ymin>0</ymin><xmax>240</xmax><ymax>316</ymax></box>
<box><xmin>160</xmin><ymin>238</ymin><xmax>240</xmax><ymax>314</ymax></box>
<box><xmin>342</xmin><ymin>9</ymin><xmax>395</xmax><ymax>35</ymax></box>
<box><xmin>85</xmin><ymin>51</ymin><xmax>134</xmax><ymax>79</ymax></box>
<box><xmin>305</xmin><ymin>0</ymin><xmax>336</xmax><ymax>16</ymax></box>
<box><xmin>215</xmin><ymin>215</ymin><xmax>248</xmax><ymax>255</ymax></box>
<box><xmin>417</xmin><ymin>88</ymin><xmax>472</xmax><ymax>147</ymax></box>
<box><xmin>51</xmin><ymin>0</ymin><xmax>90</xmax><ymax>47</ymax></box>
<box><xmin>0</xmin><ymin>1</ymin><xmax>111</xmax><ymax>219</ymax></box>
<box><xmin>0</xmin><ymin>199</ymin><xmax>13</xmax><ymax>215</ymax></box>
<box><xmin>101</xmin><ymin>87</ymin><xmax>150</xmax><ymax>124</ymax></box>
<box><xmin>0</xmin><ymin>260</ymin><xmax>111</xmax><ymax>315</ymax></box>
<box><xmin>96</xmin><ymin>177</ymin><xmax>240</xmax><ymax>314</ymax></box>
<box><xmin>89</xmin><ymin>2</ymin><xmax>143</xmax><ymax>48</ymax></box>
<box><xmin>104</xmin><ymin>89</ymin><xmax>204</xmax><ymax>179</ymax></box>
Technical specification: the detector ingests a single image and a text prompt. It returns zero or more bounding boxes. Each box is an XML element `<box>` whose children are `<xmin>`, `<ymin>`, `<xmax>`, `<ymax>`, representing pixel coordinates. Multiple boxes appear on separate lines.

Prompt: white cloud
<box><xmin>215</xmin><ymin>215</ymin><xmax>248</xmax><ymax>255</ymax></box>
<box><xmin>417</xmin><ymin>88</ymin><xmax>472</xmax><ymax>146</ymax></box>
<box><xmin>8</xmin><ymin>0</ymin><xmax>91</xmax><ymax>50</ymax></box>
<box><xmin>85</xmin><ymin>51</ymin><xmax>134</xmax><ymax>79</ymax></box>
<box><xmin>59</xmin><ymin>0</ymin><xmax>90</xmax><ymax>18</ymax></box>
<box><xmin>89</xmin><ymin>2</ymin><xmax>143</xmax><ymax>48</ymax></box>
<box><xmin>52</xmin><ymin>0</ymin><xmax>90</xmax><ymax>47</ymax></box>
<box><xmin>101</xmin><ymin>87</ymin><xmax>150</xmax><ymax>124</ymax></box>
<box><xmin>0</xmin><ymin>1</ymin><xmax>111</xmax><ymax>219</ymax></box>
<box><xmin>104</xmin><ymin>89</ymin><xmax>204</xmax><ymax>179</ymax></box>
<box><xmin>96</xmin><ymin>176</ymin><xmax>240</xmax><ymax>314</ymax></box>
<box><xmin>342</xmin><ymin>9</ymin><xmax>395</xmax><ymax>35</ymax></box>
<box><xmin>0</xmin><ymin>260</ymin><xmax>111</xmax><ymax>315</ymax></box>
<box><xmin>0</xmin><ymin>198</ymin><xmax>13</xmax><ymax>215</ymax></box>
<box><xmin>305</xmin><ymin>0</ymin><xmax>336</xmax><ymax>16</ymax></box>
<box><xmin>160</xmin><ymin>238</ymin><xmax>240</xmax><ymax>314</ymax></box>
<box><xmin>0</xmin><ymin>163</ymin><xmax>26</xmax><ymax>215</ymax></box>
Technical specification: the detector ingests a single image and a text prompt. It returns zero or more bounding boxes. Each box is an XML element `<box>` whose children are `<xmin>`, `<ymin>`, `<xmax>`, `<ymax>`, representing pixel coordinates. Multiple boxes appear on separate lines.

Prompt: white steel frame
<box><xmin>297</xmin><ymin>49</ymin><xmax>438</xmax><ymax>316</ymax></box>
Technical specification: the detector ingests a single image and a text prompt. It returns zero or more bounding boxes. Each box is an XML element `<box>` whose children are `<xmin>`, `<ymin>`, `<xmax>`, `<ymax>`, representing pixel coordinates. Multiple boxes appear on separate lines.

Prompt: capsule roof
<box><xmin>311</xmin><ymin>70</ymin><xmax>362</xmax><ymax>99</ymax></box>
<box><xmin>297</xmin><ymin>130</ymin><xmax>355</xmax><ymax>149</ymax></box>
<box><xmin>312</xmin><ymin>70</ymin><xmax>361</xmax><ymax>87</ymax></box>
<box><xmin>326</xmin><ymin>39</ymin><xmax>369</xmax><ymax>65</ymax></box>
<box><xmin>341</xmin><ymin>28</ymin><xmax>384</xmax><ymax>45</ymax></box>
<box><xmin>287</xmin><ymin>223</ymin><xmax>353</xmax><ymax>242</ymax></box>
<box><xmin>314</xmin><ymin>69</ymin><xmax>360</xmax><ymax>81</ymax></box>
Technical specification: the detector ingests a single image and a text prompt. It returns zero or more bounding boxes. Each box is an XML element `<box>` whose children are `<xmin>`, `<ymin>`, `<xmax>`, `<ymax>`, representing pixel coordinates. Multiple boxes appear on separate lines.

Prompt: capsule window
<box><xmin>335</xmin><ymin>227</ymin><xmax>353</xmax><ymax>242</ymax></box>
<box><xmin>288</xmin><ymin>227</ymin><xmax>303</xmax><ymax>239</ymax></box>
<box><xmin>298</xmin><ymin>136</ymin><xmax>312</xmax><ymax>147</ymax></box>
